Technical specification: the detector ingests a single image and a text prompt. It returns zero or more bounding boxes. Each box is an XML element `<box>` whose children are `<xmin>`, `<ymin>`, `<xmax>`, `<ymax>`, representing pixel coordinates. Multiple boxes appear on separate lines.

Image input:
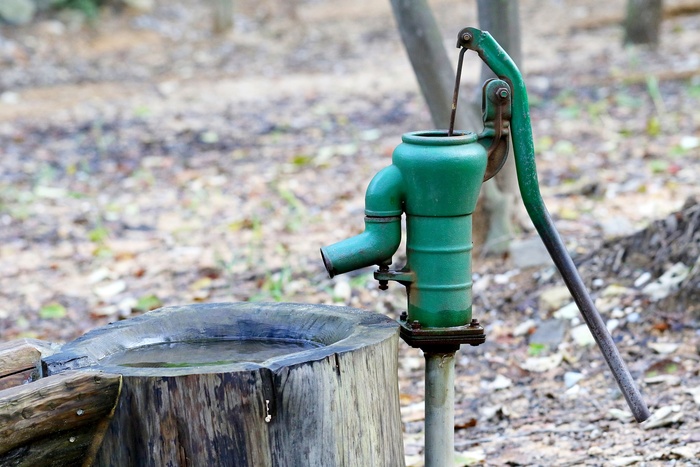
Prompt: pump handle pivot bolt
<box><xmin>457</xmin><ymin>31</ymin><xmax>472</xmax><ymax>47</ymax></box>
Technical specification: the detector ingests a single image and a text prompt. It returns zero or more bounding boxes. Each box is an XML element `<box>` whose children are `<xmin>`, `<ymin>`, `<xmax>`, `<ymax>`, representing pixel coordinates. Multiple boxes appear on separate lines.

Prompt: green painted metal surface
<box><xmin>457</xmin><ymin>28</ymin><xmax>543</xmax><ymax>225</ymax></box>
<box><xmin>321</xmin><ymin>216</ymin><xmax>401</xmax><ymax>278</ymax></box>
<box><xmin>405</xmin><ymin>214</ymin><xmax>474</xmax><ymax>327</ymax></box>
<box><xmin>321</xmin><ymin>130</ymin><xmax>487</xmax><ymax>328</ymax></box>
<box><xmin>394</xmin><ymin>131</ymin><xmax>484</xmax><ymax>217</ymax></box>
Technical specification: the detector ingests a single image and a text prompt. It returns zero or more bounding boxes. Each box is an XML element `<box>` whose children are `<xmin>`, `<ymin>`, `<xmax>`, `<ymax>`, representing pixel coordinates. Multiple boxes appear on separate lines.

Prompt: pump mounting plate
<box><xmin>398</xmin><ymin>317</ymin><xmax>485</xmax><ymax>353</ymax></box>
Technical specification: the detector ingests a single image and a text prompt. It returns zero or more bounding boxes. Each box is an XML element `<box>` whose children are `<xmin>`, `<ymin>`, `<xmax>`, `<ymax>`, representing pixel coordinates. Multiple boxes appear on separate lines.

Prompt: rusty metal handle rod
<box><xmin>458</xmin><ymin>27</ymin><xmax>650</xmax><ymax>422</ymax></box>
<box><xmin>448</xmin><ymin>47</ymin><xmax>468</xmax><ymax>137</ymax></box>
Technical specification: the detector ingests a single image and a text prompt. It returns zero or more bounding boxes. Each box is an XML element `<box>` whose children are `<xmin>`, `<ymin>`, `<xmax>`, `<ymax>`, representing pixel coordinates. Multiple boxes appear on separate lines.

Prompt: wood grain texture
<box><xmin>0</xmin><ymin>369</ymin><xmax>35</xmax><ymax>392</ymax></box>
<box><xmin>0</xmin><ymin>339</ymin><xmax>59</xmax><ymax>391</ymax></box>
<box><xmin>0</xmin><ymin>341</ymin><xmax>40</xmax><ymax>378</ymax></box>
<box><xmin>45</xmin><ymin>303</ymin><xmax>404</xmax><ymax>466</ymax></box>
<box><xmin>0</xmin><ymin>370</ymin><xmax>122</xmax><ymax>466</ymax></box>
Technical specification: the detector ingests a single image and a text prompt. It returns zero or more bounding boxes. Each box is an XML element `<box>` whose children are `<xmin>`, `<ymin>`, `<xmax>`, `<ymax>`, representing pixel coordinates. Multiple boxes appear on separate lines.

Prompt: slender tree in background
<box><xmin>624</xmin><ymin>0</ymin><xmax>664</xmax><ymax>46</ymax></box>
<box><xmin>475</xmin><ymin>0</ymin><xmax>524</xmax><ymax>254</ymax></box>
<box><xmin>211</xmin><ymin>0</ymin><xmax>234</xmax><ymax>34</ymax></box>
<box><xmin>389</xmin><ymin>0</ymin><xmax>525</xmax><ymax>255</ymax></box>
<box><xmin>389</xmin><ymin>0</ymin><xmax>476</xmax><ymax>130</ymax></box>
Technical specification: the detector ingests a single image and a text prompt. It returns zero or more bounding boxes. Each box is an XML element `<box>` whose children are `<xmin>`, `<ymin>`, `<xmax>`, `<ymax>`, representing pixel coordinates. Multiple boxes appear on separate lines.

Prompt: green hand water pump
<box><xmin>321</xmin><ymin>28</ymin><xmax>650</xmax><ymax>436</ymax></box>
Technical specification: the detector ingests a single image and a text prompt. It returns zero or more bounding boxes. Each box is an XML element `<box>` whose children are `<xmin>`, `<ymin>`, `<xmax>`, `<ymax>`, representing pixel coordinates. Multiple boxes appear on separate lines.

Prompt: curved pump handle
<box><xmin>479</xmin><ymin>79</ymin><xmax>511</xmax><ymax>182</ymax></box>
<box><xmin>456</xmin><ymin>27</ymin><xmax>651</xmax><ymax>423</ymax></box>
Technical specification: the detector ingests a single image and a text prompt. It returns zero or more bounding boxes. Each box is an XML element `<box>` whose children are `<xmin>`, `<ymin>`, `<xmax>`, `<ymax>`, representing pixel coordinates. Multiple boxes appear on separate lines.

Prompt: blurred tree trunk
<box><xmin>212</xmin><ymin>0</ymin><xmax>234</xmax><ymax>34</ymax></box>
<box><xmin>475</xmin><ymin>0</ymin><xmax>526</xmax><ymax>255</ymax></box>
<box><xmin>624</xmin><ymin>0</ymin><xmax>663</xmax><ymax>46</ymax></box>
<box><xmin>389</xmin><ymin>0</ymin><xmax>525</xmax><ymax>255</ymax></box>
<box><xmin>388</xmin><ymin>0</ymin><xmax>481</xmax><ymax>131</ymax></box>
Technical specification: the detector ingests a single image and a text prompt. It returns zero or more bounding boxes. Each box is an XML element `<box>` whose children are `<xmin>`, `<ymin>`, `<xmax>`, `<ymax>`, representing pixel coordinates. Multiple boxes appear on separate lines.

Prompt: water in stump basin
<box><xmin>100</xmin><ymin>338</ymin><xmax>323</xmax><ymax>368</ymax></box>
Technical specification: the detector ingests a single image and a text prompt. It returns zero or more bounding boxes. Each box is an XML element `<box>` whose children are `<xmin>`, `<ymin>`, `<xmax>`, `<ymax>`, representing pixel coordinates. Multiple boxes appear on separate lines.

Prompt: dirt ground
<box><xmin>1</xmin><ymin>0</ymin><xmax>700</xmax><ymax>465</ymax></box>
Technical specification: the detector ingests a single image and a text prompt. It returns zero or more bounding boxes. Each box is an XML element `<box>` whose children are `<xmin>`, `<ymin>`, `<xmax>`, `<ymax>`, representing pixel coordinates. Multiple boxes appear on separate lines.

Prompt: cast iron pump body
<box><xmin>321</xmin><ymin>79</ymin><xmax>511</xmax><ymax>352</ymax></box>
<box><xmin>321</xmin><ymin>28</ymin><xmax>650</xmax><ymax>422</ymax></box>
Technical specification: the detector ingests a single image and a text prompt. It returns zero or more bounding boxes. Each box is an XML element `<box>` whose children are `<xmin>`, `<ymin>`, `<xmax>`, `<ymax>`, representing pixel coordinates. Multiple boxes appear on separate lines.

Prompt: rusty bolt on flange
<box><xmin>377</xmin><ymin>264</ymin><xmax>389</xmax><ymax>290</ymax></box>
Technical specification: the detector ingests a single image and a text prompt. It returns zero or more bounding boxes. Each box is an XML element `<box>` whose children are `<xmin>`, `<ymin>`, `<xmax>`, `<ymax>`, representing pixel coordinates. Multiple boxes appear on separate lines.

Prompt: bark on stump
<box><xmin>43</xmin><ymin>302</ymin><xmax>404</xmax><ymax>467</ymax></box>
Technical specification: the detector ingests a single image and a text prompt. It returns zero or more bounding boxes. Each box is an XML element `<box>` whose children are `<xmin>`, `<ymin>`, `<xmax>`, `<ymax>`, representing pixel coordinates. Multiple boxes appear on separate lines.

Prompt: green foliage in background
<box><xmin>50</xmin><ymin>0</ymin><xmax>107</xmax><ymax>19</ymax></box>
<box><xmin>0</xmin><ymin>0</ymin><xmax>122</xmax><ymax>25</ymax></box>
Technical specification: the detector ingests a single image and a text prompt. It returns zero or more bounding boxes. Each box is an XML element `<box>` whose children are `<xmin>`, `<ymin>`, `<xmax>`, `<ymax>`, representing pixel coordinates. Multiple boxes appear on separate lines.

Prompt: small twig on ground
<box><xmin>455</xmin><ymin>426</ymin><xmax>596</xmax><ymax>448</ymax></box>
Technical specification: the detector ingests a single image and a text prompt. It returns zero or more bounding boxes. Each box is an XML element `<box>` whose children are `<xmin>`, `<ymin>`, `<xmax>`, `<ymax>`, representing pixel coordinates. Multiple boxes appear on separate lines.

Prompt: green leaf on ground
<box><xmin>88</xmin><ymin>226</ymin><xmax>110</xmax><ymax>243</ymax></box>
<box><xmin>649</xmin><ymin>160</ymin><xmax>669</xmax><ymax>173</ymax></box>
<box><xmin>528</xmin><ymin>342</ymin><xmax>547</xmax><ymax>357</ymax></box>
<box><xmin>134</xmin><ymin>295</ymin><xmax>162</xmax><ymax>312</ymax></box>
<box><xmin>39</xmin><ymin>303</ymin><xmax>67</xmax><ymax>319</ymax></box>
<box><xmin>646</xmin><ymin>116</ymin><xmax>661</xmax><ymax>136</ymax></box>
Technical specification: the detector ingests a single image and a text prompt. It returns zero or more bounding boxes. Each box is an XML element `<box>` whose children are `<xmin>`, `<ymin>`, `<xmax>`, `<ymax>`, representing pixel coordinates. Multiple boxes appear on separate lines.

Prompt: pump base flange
<box><xmin>398</xmin><ymin>317</ymin><xmax>485</xmax><ymax>353</ymax></box>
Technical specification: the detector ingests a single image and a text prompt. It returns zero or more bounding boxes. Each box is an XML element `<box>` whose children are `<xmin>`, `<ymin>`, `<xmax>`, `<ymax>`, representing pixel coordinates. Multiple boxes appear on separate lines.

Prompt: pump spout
<box><xmin>321</xmin><ymin>216</ymin><xmax>401</xmax><ymax>278</ymax></box>
<box><xmin>321</xmin><ymin>165</ymin><xmax>405</xmax><ymax>278</ymax></box>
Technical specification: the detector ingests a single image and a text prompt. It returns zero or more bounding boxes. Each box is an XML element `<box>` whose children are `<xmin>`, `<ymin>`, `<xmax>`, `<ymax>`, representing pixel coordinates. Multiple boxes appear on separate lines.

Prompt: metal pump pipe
<box><xmin>424</xmin><ymin>352</ymin><xmax>456</xmax><ymax>467</ymax></box>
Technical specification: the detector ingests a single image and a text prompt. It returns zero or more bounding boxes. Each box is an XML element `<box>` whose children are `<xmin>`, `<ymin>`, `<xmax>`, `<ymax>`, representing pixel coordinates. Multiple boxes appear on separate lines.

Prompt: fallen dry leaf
<box><xmin>642</xmin><ymin>405</ymin><xmax>683</xmax><ymax>430</ymax></box>
<box><xmin>519</xmin><ymin>353</ymin><xmax>563</xmax><ymax>372</ymax></box>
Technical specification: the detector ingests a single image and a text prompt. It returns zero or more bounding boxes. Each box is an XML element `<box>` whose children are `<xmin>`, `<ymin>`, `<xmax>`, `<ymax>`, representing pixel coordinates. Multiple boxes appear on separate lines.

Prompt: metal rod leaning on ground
<box><xmin>456</xmin><ymin>27</ymin><xmax>650</xmax><ymax>423</ymax></box>
<box><xmin>424</xmin><ymin>352</ymin><xmax>456</xmax><ymax>467</ymax></box>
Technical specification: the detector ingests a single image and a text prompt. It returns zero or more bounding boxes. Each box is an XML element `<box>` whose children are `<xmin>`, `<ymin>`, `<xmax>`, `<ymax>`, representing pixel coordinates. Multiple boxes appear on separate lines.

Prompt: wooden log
<box><xmin>44</xmin><ymin>302</ymin><xmax>404</xmax><ymax>466</ymax></box>
<box><xmin>0</xmin><ymin>370</ymin><xmax>122</xmax><ymax>466</ymax></box>
<box><xmin>0</xmin><ymin>339</ymin><xmax>58</xmax><ymax>391</ymax></box>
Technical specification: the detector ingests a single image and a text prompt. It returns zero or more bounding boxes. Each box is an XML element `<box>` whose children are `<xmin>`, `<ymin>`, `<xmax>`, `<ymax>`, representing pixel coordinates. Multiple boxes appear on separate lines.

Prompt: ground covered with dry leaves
<box><xmin>1</xmin><ymin>0</ymin><xmax>700</xmax><ymax>465</ymax></box>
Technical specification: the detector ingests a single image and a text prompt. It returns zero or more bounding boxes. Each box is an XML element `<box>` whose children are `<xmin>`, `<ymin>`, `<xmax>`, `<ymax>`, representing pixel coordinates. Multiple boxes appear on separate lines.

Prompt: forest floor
<box><xmin>1</xmin><ymin>0</ymin><xmax>700</xmax><ymax>465</ymax></box>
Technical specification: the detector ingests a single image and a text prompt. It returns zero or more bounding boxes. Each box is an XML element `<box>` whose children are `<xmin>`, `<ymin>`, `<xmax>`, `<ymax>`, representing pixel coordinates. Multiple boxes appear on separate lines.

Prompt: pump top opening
<box><xmin>401</xmin><ymin>130</ymin><xmax>478</xmax><ymax>145</ymax></box>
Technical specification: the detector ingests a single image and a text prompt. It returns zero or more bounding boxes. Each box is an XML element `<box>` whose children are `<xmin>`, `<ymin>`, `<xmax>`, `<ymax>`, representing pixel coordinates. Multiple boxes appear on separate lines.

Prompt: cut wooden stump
<box><xmin>0</xmin><ymin>370</ymin><xmax>122</xmax><ymax>466</ymax></box>
<box><xmin>44</xmin><ymin>302</ymin><xmax>404</xmax><ymax>467</ymax></box>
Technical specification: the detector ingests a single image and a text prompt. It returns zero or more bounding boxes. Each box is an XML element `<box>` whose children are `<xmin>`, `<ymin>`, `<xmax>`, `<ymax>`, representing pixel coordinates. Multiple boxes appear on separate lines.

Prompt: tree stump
<box><xmin>43</xmin><ymin>302</ymin><xmax>404</xmax><ymax>466</ymax></box>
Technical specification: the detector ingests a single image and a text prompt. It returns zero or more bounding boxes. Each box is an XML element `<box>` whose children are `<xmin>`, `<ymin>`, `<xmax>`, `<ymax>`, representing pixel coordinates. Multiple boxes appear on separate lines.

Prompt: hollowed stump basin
<box><xmin>43</xmin><ymin>302</ymin><xmax>403</xmax><ymax>467</ymax></box>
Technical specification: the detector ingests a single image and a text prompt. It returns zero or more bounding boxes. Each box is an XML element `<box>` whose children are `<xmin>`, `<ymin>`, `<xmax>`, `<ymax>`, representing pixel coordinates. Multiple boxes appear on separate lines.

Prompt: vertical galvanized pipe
<box><xmin>424</xmin><ymin>352</ymin><xmax>455</xmax><ymax>467</ymax></box>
